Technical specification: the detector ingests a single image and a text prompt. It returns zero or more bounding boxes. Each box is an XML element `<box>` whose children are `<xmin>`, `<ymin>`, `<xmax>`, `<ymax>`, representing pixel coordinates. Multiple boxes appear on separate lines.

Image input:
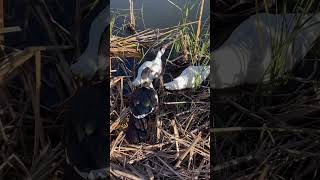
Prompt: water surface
<box><xmin>111</xmin><ymin>0</ymin><xmax>210</xmax><ymax>30</ymax></box>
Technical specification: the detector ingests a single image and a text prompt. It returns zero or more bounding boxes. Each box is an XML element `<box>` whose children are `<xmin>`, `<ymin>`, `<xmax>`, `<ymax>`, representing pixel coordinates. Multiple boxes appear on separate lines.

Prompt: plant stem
<box><xmin>194</xmin><ymin>0</ymin><xmax>204</xmax><ymax>62</ymax></box>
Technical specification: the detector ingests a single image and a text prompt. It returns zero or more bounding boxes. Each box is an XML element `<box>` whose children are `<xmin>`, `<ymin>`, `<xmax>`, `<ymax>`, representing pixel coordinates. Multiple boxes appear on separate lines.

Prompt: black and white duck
<box><xmin>63</xmin><ymin>81</ymin><xmax>107</xmax><ymax>180</ymax></box>
<box><xmin>132</xmin><ymin>44</ymin><xmax>168</xmax><ymax>88</ymax></box>
<box><xmin>125</xmin><ymin>85</ymin><xmax>159</xmax><ymax>144</ymax></box>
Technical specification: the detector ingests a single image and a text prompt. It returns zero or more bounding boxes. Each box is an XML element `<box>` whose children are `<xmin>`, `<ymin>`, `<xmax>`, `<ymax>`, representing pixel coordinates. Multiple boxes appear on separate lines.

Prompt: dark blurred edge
<box><xmin>105</xmin><ymin>0</ymin><xmax>110</xmax><ymax>178</ymax></box>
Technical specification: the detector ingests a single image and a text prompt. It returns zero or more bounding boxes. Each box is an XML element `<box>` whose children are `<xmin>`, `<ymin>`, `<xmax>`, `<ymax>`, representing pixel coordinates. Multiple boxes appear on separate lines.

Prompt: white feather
<box><xmin>70</xmin><ymin>7</ymin><xmax>108</xmax><ymax>79</ymax></box>
<box><xmin>132</xmin><ymin>47</ymin><xmax>166</xmax><ymax>87</ymax></box>
<box><xmin>164</xmin><ymin>66</ymin><xmax>210</xmax><ymax>90</ymax></box>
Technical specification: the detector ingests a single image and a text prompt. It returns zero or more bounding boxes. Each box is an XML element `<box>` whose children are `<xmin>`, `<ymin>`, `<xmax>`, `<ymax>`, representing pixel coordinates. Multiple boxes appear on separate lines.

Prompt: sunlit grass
<box><xmin>256</xmin><ymin>0</ymin><xmax>319</xmax><ymax>94</ymax></box>
<box><xmin>171</xmin><ymin>1</ymin><xmax>210</xmax><ymax>66</ymax></box>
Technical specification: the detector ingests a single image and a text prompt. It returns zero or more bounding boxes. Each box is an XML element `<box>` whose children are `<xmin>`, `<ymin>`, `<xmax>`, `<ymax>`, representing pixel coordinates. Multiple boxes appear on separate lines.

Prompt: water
<box><xmin>111</xmin><ymin>0</ymin><xmax>210</xmax><ymax>30</ymax></box>
<box><xmin>111</xmin><ymin>0</ymin><xmax>210</xmax><ymax>95</ymax></box>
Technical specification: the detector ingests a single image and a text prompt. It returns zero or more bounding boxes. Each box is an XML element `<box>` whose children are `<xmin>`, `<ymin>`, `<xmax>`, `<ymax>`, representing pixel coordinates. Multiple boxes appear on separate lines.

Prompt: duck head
<box><xmin>156</xmin><ymin>44</ymin><xmax>168</xmax><ymax>59</ymax></box>
<box><xmin>140</xmin><ymin>67</ymin><xmax>154</xmax><ymax>88</ymax></box>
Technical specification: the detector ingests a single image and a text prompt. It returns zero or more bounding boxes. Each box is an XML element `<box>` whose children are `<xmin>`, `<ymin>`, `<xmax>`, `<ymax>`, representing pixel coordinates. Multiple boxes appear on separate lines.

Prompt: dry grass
<box><xmin>110</xmin><ymin>22</ymin><xmax>197</xmax><ymax>59</ymax></box>
<box><xmin>110</xmin><ymin>76</ymin><xmax>210</xmax><ymax>179</ymax></box>
<box><xmin>110</xmin><ymin>35</ymin><xmax>210</xmax><ymax>179</ymax></box>
<box><xmin>213</xmin><ymin>81</ymin><xmax>320</xmax><ymax>179</ymax></box>
<box><xmin>212</xmin><ymin>1</ymin><xmax>320</xmax><ymax>179</ymax></box>
<box><xmin>110</xmin><ymin>1</ymin><xmax>210</xmax><ymax>178</ymax></box>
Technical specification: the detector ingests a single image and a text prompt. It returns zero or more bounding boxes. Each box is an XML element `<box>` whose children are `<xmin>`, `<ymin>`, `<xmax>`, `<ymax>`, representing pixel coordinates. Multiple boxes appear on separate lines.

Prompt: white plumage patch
<box><xmin>132</xmin><ymin>61</ymin><xmax>162</xmax><ymax>86</ymax></box>
<box><xmin>132</xmin><ymin>46</ymin><xmax>166</xmax><ymax>87</ymax></box>
<box><xmin>131</xmin><ymin>107</ymin><xmax>155</xmax><ymax>119</ymax></box>
<box><xmin>164</xmin><ymin>66</ymin><xmax>210</xmax><ymax>90</ymax></box>
<box><xmin>70</xmin><ymin>7</ymin><xmax>108</xmax><ymax>80</ymax></box>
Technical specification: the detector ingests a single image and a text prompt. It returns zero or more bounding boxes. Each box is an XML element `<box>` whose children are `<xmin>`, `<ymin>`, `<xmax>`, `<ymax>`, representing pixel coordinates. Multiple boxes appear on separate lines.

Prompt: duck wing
<box><xmin>130</xmin><ymin>87</ymin><xmax>158</xmax><ymax>118</ymax></box>
<box><xmin>132</xmin><ymin>61</ymin><xmax>153</xmax><ymax>86</ymax></box>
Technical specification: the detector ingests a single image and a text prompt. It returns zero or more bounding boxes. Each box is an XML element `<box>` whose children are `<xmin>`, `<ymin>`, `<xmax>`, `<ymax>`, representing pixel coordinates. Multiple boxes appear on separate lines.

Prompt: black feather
<box><xmin>126</xmin><ymin>86</ymin><xmax>158</xmax><ymax>143</ymax></box>
<box><xmin>130</xmin><ymin>86</ymin><xmax>158</xmax><ymax>118</ymax></box>
<box><xmin>63</xmin><ymin>82</ymin><xmax>107</xmax><ymax>179</ymax></box>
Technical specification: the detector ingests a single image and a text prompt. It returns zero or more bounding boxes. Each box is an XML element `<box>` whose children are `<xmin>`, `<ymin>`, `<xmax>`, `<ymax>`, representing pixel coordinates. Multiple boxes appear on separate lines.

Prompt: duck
<box><xmin>70</xmin><ymin>6</ymin><xmax>108</xmax><ymax>80</ymax></box>
<box><xmin>132</xmin><ymin>44</ymin><xmax>168</xmax><ymax>88</ymax></box>
<box><xmin>125</xmin><ymin>86</ymin><xmax>159</xmax><ymax>143</ymax></box>
<box><xmin>212</xmin><ymin>13</ymin><xmax>320</xmax><ymax>89</ymax></box>
<box><xmin>63</xmin><ymin>81</ymin><xmax>107</xmax><ymax>180</ymax></box>
<box><xmin>164</xmin><ymin>65</ymin><xmax>210</xmax><ymax>90</ymax></box>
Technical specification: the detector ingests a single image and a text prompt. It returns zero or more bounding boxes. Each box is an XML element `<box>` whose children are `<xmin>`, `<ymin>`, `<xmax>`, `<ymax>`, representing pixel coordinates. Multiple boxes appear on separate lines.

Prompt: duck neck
<box><xmin>155</xmin><ymin>48</ymin><xmax>165</xmax><ymax>62</ymax></box>
<box><xmin>155</xmin><ymin>52</ymin><xmax>163</xmax><ymax>61</ymax></box>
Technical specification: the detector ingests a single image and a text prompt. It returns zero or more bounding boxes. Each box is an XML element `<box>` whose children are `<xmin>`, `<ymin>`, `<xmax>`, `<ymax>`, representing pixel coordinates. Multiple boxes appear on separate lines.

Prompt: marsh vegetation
<box><xmin>213</xmin><ymin>0</ymin><xmax>320</xmax><ymax>179</ymax></box>
<box><xmin>110</xmin><ymin>0</ymin><xmax>210</xmax><ymax>179</ymax></box>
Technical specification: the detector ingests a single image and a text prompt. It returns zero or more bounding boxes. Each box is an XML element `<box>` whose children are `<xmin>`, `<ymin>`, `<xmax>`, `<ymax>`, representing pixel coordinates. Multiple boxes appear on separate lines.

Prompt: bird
<box><xmin>125</xmin><ymin>86</ymin><xmax>159</xmax><ymax>144</ymax></box>
<box><xmin>132</xmin><ymin>44</ymin><xmax>168</xmax><ymax>88</ymax></box>
<box><xmin>164</xmin><ymin>66</ymin><xmax>210</xmax><ymax>90</ymax></box>
<box><xmin>63</xmin><ymin>81</ymin><xmax>107</xmax><ymax>180</ymax></box>
<box><xmin>70</xmin><ymin>6</ymin><xmax>108</xmax><ymax>80</ymax></box>
<box><xmin>212</xmin><ymin>13</ymin><xmax>320</xmax><ymax>89</ymax></box>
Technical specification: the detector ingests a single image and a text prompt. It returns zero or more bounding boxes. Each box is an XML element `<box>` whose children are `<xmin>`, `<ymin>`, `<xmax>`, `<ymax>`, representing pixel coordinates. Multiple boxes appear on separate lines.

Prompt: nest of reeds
<box><xmin>110</xmin><ymin>23</ymin><xmax>195</xmax><ymax>59</ymax></box>
<box><xmin>213</xmin><ymin>84</ymin><xmax>320</xmax><ymax>179</ymax></box>
<box><xmin>110</xmin><ymin>65</ymin><xmax>210</xmax><ymax>179</ymax></box>
<box><xmin>110</xmin><ymin>0</ymin><xmax>210</xmax><ymax>177</ymax></box>
<box><xmin>110</xmin><ymin>28</ymin><xmax>210</xmax><ymax>180</ymax></box>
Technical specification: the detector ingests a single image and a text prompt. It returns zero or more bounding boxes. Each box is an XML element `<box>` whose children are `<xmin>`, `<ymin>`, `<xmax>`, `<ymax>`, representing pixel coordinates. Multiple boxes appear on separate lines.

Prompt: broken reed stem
<box><xmin>73</xmin><ymin>0</ymin><xmax>81</xmax><ymax>57</ymax></box>
<box><xmin>212</xmin><ymin>126</ymin><xmax>320</xmax><ymax>134</ymax></box>
<box><xmin>35</xmin><ymin>50</ymin><xmax>45</xmax><ymax>147</ymax></box>
<box><xmin>127</xmin><ymin>164</ymin><xmax>147</xmax><ymax>179</ymax></box>
<box><xmin>31</xmin><ymin>50</ymin><xmax>45</xmax><ymax>164</ymax></box>
<box><xmin>146</xmin><ymin>166</ymin><xmax>154</xmax><ymax>180</ymax></box>
<box><xmin>0</xmin><ymin>117</ymin><xmax>7</xmax><ymax>142</ymax></box>
<box><xmin>181</xmin><ymin>34</ymin><xmax>189</xmax><ymax>62</ymax></box>
<box><xmin>110</xmin><ymin>131</ymin><xmax>124</xmax><ymax>157</ymax></box>
<box><xmin>172</xmin><ymin>119</ymin><xmax>180</xmax><ymax>158</ymax></box>
<box><xmin>109</xmin><ymin>57</ymin><xmax>112</xmax><ymax>80</ymax></box>
<box><xmin>156</xmin><ymin>156</ymin><xmax>185</xmax><ymax>180</ymax></box>
<box><xmin>174</xmin><ymin>132</ymin><xmax>202</xmax><ymax>168</ymax></box>
<box><xmin>110</xmin><ymin>108</ymin><xmax>129</xmax><ymax>133</ymax></box>
<box><xmin>0</xmin><ymin>154</ymin><xmax>31</xmax><ymax>177</ymax></box>
<box><xmin>156</xmin><ymin>117</ymin><xmax>162</xmax><ymax>143</ymax></box>
<box><xmin>212</xmin><ymin>155</ymin><xmax>255</xmax><ymax>172</ymax></box>
<box><xmin>129</xmin><ymin>0</ymin><xmax>136</xmax><ymax>30</ymax></box>
<box><xmin>0</xmin><ymin>0</ymin><xmax>3</xmax><ymax>43</ymax></box>
<box><xmin>194</xmin><ymin>0</ymin><xmax>204</xmax><ymax>60</ymax></box>
<box><xmin>110</xmin><ymin>163</ymin><xmax>141</xmax><ymax>180</ymax></box>
<box><xmin>120</xmin><ymin>77</ymin><xmax>124</xmax><ymax>110</ymax></box>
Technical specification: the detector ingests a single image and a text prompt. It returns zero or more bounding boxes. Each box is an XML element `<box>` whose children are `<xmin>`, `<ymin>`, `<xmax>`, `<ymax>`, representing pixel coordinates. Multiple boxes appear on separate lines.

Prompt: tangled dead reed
<box><xmin>110</xmin><ymin>39</ymin><xmax>210</xmax><ymax>179</ymax></box>
<box><xmin>110</xmin><ymin>22</ymin><xmax>197</xmax><ymax>58</ymax></box>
